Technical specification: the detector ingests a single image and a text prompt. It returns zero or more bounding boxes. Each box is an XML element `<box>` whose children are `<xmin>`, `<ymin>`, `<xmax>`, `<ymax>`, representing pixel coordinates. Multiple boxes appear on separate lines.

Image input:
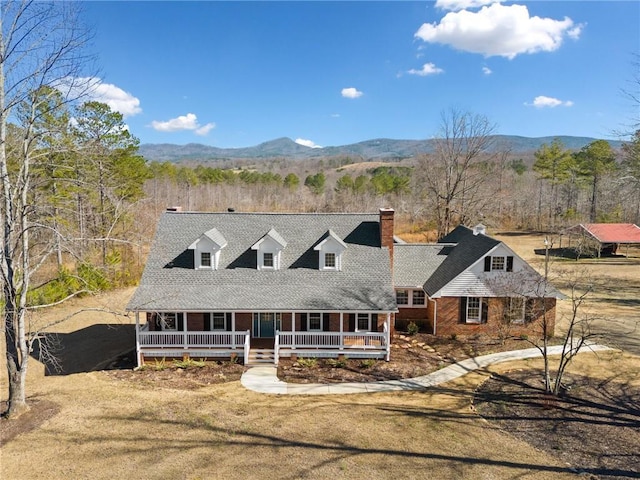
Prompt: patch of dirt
<box><xmin>474</xmin><ymin>369</ymin><xmax>640</xmax><ymax>479</ymax></box>
<box><xmin>278</xmin><ymin>333</ymin><xmax>535</xmax><ymax>384</ymax></box>
<box><xmin>0</xmin><ymin>399</ymin><xmax>60</xmax><ymax>446</ymax></box>
<box><xmin>104</xmin><ymin>359</ymin><xmax>246</xmax><ymax>390</ymax></box>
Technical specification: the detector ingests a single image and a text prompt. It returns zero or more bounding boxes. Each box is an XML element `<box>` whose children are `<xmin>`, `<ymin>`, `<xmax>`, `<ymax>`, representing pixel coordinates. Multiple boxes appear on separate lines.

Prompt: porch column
<box><xmin>135</xmin><ymin>312</ymin><xmax>141</xmax><ymax>368</ymax></box>
<box><xmin>232</xmin><ymin>312</ymin><xmax>236</xmax><ymax>349</ymax></box>
<box><xmin>385</xmin><ymin>313</ymin><xmax>391</xmax><ymax>361</ymax></box>
<box><xmin>291</xmin><ymin>311</ymin><xmax>296</xmax><ymax>350</ymax></box>
<box><xmin>339</xmin><ymin>312</ymin><xmax>344</xmax><ymax>351</ymax></box>
<box><xmin>183</xmin><ymin>311</ymin><xmax>188</xmax><ymax>349</ymax></box>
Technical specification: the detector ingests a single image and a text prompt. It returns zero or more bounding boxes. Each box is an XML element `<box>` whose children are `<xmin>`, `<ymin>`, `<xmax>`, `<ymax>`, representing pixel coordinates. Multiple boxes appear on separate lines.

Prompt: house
<box><xmin>393</xmin><ymin>224</ymin><xmax>563</xmax><ymax>337</ymax></box>
<box><xmin>127</xmin><ymin>209</ymin><xmax>562</xmax><ymax>366</ymax></box>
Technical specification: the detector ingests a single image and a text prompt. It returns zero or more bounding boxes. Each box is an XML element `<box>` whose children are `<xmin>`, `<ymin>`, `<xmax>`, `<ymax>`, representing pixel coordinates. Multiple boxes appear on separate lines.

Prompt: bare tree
<box><xmin>1</xmin><ymin>1</ymin><xmax>93</xmax><ymax>417</ymax></box>
<box><xmin>417</xmin><ymin>109</ymin><xmax>498</xmax><ymax>239</ymax></box>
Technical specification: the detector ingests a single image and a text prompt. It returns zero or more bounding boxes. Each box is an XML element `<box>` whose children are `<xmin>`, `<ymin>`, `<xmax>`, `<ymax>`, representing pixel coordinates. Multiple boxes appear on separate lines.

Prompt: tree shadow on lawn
<box><xmin>30</xmin><ymin>324</ymin><xmax>136</xmax><ymax>376</ymax></box>
<box><xmin>84</xmin><ymin>407</ymin><xmax>640</xmax><ymax>480</ymax></box>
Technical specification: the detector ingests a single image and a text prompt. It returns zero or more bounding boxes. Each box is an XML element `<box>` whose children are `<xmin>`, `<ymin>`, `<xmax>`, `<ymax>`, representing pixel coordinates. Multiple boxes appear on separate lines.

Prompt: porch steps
<box><xmin>246</xmin><ymin>348</ymin><xmax>276</xmax><ymax>366</ymax></box>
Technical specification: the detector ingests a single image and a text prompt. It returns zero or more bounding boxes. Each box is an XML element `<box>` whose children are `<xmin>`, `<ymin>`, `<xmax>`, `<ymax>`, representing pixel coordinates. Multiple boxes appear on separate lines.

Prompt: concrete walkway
<box><xmin>240</xmin><ymin>343</ymin><xmax>613</xmax><ymax>395</ymax></box>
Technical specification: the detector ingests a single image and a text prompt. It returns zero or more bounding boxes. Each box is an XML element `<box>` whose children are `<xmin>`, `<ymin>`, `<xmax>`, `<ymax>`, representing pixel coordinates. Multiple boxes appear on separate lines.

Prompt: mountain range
<box><xmin>139</xmin><ymin>135</ymin><xmax>624</xmax><ymax>162</ymax></box>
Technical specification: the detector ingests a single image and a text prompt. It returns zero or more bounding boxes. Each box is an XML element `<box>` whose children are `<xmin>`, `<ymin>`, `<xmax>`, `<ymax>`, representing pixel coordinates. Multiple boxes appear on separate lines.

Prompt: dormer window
<box><xmin>324</xmin><ymin>252</ymin><xmax>336</xmax><ymax>268</ymax></box>
<box><xmin>200</xmin><ymin>252</ymin><xmax>212</xmax><ymax>268</ymax></box>
<box><xmin>188</xmin><ymin>228</ymin><xmax>227</xmax><ymax>270</ymax></box>
<box><xmin>314</xmin><ymin>230</ymin><xmax>347</xmax><ymax>271</ymax></box>
<box><xmin>252</xmin><ymin>228</ymin><xmax>287</xmax><ymax>270</ymax></box>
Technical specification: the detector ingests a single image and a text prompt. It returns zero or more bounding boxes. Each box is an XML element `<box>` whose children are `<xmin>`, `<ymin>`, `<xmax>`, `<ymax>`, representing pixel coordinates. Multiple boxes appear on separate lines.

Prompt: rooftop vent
<box><xmin>166</xmin><ymin>206</ymin><xmax>183</xmax><ymax>212</ymax></box>
<box><xmin>227</xmin><ymin>207</ymin><xmax>235</xmax><ymax>212</ymax></box>
<box><xmin>473</xmin><ymin>223</ymin><xmax>486</xmax><ymax>236</ymax></box>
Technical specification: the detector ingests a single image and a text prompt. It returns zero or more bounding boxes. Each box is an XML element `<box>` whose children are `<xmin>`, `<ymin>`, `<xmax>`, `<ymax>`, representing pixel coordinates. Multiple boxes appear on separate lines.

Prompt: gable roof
<box><xmin>251</xmin><ymin>227</ymin><xmax>288</xmax><ymax>250</ymax></box>
<box><xmin>314</xmin><ymin>229</ymin><xmax>348</xmax><ymax>251</ymax></box>
<box><xmin>188</xmin><ymin>227</ymin><xmax>227</xmax><ymax>250</ymax></box>
<box><xmin>127</xmin><ymin>211</ymin><xmax>396</xmax><ymax>312</ymax></box>
<box><xmin>565</xmin><ymin>223</ymin><xmax>640</xmax><ymax>244</ymax></box>
<box><xmin>423</xmin><ymin>226</ymin><xmax>500</xmax><ymax>296</ymax></box>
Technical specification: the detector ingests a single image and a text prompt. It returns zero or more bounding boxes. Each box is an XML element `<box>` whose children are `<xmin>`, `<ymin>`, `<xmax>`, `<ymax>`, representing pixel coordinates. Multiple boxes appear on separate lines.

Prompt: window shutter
<box><xmin>525</xmin><ymin>299</ymin><xmax>535</xmax><ymax>323</ymax></box>
<box><xmin>151</xmin><ymin>313</ymin><xmax>158</xmax><ymax>331</ymax></box>
<box><xmin>226</xmin><ymin>312</ymin><xmax>232</xmax><ymax>331</ymax></box>
<box><xmin>323</xmin><ymin>313</ymin><xmax>330</xmax><ymax>331</ymax></box>
<box><xmin>459</xmin><ymin>297</ymin><xmax>467</xmax><ymax>323</ymax></box>
<box><xmin>177</xmin><ymin>313</ymin><xmax>185</xmax><ymax>331</ymax></box>
<box><xmin>481</xmin><ymin>299</ymin><xmax>489</xmax><ymax>324</ymax></box>
<box><xmin>506</xmin><ymin>256</ymin><xmax>514</xmax><ymax>272</ymax></box>
<box><xmin>348</xmin><ymin>313</ymin><xmax>355</xmax><ymax>332</ymax></box>
<box><xmin>299</xmin><ymin>313</ymin><xmax>307</xmax><ymax>331</ymax></box>
<box><xmin>484</xmin><ymin>256</ymin><xmax>491</xmax><ymax>272</ymax></box>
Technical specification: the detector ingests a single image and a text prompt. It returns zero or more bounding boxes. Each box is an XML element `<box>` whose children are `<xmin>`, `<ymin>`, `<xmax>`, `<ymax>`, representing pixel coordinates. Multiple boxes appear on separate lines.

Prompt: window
<box><xmin>491</xmin><ymin>256</ymin><xmax>506</xmax><ymax>271</ymax></box>
<box><xmin>507</xmin><ymin>298</ymin><xmax>525</xmax><ymax>324</ymax></box>
<box><xmin>466</xmin><ymin>297</ymin><xmax>482</xmax><ymax>324</ymax></box>
<box><xmin>412</xmin><ymin>290</ymin><xmax>425</xmax><ymax>305</ymax></box>
<box><xmin>396</xmin><ymin>289</ymin><xmax>409</xmax><ymax>305</ymax></box>
<box><xmin>263</xmin><ymin>252</ymin><xmax>274</xmax><ymax>268</ymax></box>
<box><xmin>356</xmin><ymin>313</ymin><xmax>371</xmax><ymax>332</ymax></box>
<box><xmin>159</xmin><ymin>312</ymin><xmax>181</xmax><ymax>331</ymax></box>
<box><xmin>308</xmin><ymin>313</ymin><xmax>322</xmax><ymax>331</ymax></box>
<box><xmin>324</xmin><ymin>252</ymin><xmax>336</xmax><ymax>268</ymax></box>
<box><xmin>484</xmin><ymin>255</ymin><xmax>514</xmax><ymax>272</ymax></box>
<box><xmin>200</xmin><ymin>252</ymin><xmax>212</xmax><ymax>268</ymax></box>
<box><xmin>209</xmin><ymin>312</ymin><xmax>226</xmax><ymax>330</ymax></box>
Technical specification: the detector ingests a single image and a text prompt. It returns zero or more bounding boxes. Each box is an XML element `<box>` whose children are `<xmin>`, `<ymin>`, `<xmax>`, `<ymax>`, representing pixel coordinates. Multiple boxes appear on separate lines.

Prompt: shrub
<box><xmin>296</xmin><ymin>357</ymin><xmax>318</xmax><ymax>368</ymax></box>
<box><xmin>407</xmin><ymin>321</ymin><xmax>420</xmax><ymax>336</ymax></box>
<box><xmin>360</xmin><ymin>359</ymin><xmax>376</xmax><ymax>369</ymax></box>
<box><xmin>327</xmin><ymin>357</ymin><xmax>348</xmax><ymax>368</ymax></box>
<box><xmin>173</xmin><ymin>358</ymin><xmax>205</xmax><ymax>369</ymax></box>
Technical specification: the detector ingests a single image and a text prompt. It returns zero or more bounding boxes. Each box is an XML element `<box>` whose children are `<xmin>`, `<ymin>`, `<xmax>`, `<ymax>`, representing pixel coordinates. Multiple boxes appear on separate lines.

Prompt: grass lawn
<box><xmin>1</xmin><ymin>233</ymin><xmax>639</xmax><ymax>479</ymax></box>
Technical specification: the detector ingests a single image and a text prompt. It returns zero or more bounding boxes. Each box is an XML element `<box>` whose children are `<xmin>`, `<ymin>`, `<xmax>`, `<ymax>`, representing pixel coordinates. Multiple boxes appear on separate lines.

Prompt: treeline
<box><xmin>141</xmin><ymin>131</ymin><xmax>639</xmax><ymax>237</ymax></box>
<box><xmin>4</xmin><ymin>88</ymin><xmax>151</xmax><ymax>304</ymax></box>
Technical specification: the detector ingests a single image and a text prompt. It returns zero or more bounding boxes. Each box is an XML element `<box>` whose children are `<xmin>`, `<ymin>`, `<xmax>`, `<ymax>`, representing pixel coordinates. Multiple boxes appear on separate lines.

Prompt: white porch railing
<box><xmin>278</xmin><ymin>331</ymin><xmax>386</xmax><ymax>350</ymax></box>
<box><xmin>138</xmin><ymin>330</ymin><xmax>249</xmax><ymax>349</ymax></box>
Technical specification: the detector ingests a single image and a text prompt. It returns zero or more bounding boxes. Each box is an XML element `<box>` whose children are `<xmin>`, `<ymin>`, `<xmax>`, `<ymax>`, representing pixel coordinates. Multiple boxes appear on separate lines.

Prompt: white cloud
<box><xmin>482</xmin><ymin>66</ymin><xmax>493</xmax><ymax>75</ymax></box>
<box><xmin>436</xmin><ymin>0</ymin><xmax>498</xmax><ymax>12</ymax></box>
<box><xmin>151</xmin><ymin>113</ymin><xmax>216</xmax><ymax>134</ymax></box>
<box><xmin>295</xmin><ymin>138</ymin><xmax>323</xmax><ymax>149</ymax></box>
<box><xmin>408</xmin><ymin>63</ymin><xmax>444</xmax><ymax>76</ymax></box>
<box><xmin>415</xmin><ymin>3</ymin><xmax>582</xmax><ymax>59</ymax></box>
<box><xmin>341</xmin><ymin>87</ymin><xmax>363</xmax><ymax>99</ymax></box>
<box><xmin>526</xmin><ymin>95</ymin><xmax>574</xmax><ymax>108</ymax></box>
<box><xmin>57</xmin><ymin>77</ymin><xmax>142</xmax><ymax>117</ymax></box>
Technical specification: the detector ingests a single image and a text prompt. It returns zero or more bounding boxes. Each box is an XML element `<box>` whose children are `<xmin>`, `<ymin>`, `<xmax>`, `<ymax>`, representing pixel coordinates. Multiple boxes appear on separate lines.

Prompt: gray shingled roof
<box><xmin>393</xmin><ymin>244</ymin><xmax>450</xmax><ymax>287</ymax></box>
<box><xmin>127</xmin><ymin>212</ymin><xmax>396</xmax><ymax>312</ymax></box>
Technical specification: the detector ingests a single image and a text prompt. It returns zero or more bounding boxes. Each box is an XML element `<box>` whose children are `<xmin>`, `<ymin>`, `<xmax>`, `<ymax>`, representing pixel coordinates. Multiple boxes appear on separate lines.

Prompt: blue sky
<box><xmin>80</xmin><ymin>1</ymin><xmax>639</xmax><ymax>148</ymax></box>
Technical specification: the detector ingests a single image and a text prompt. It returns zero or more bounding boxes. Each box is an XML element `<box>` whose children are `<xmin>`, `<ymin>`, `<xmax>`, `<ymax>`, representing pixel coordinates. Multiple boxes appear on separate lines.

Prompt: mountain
<box><xmin>139</xmin><ymin>135</ymin><xmax>624</xmax><ymax>162</ymax></box>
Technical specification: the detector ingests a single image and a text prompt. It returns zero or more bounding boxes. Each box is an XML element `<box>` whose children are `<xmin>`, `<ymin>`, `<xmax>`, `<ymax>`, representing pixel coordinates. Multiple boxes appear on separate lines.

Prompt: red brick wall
<box><xmin>434</xmin><ymin>297</ymin><xmax>557</xmax><ymax>337</ymax></box>
<box><xmin>395</xmin><ymin>307</ymin><xmax>431</xmax><ymax>333</ymax></box>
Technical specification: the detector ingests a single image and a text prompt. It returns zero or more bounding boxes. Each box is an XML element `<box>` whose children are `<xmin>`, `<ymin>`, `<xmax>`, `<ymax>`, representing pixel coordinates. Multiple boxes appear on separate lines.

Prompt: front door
<box><xmin>252</xmin><ymin>312</ymin><xmax>281</xmax><ymax>338</ymax></box>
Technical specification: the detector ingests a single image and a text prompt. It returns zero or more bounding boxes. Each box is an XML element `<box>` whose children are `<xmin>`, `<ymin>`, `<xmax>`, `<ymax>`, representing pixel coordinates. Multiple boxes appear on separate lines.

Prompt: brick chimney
<box><xmin>379</xmin><ymin>207</ymin><xmax>395</xmax><ymax>268</ymax></box>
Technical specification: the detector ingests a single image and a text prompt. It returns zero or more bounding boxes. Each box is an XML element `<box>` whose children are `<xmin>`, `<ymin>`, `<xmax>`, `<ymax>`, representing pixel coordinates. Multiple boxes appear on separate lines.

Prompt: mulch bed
<box><xmin>278</xmin><ymin>333</ymin><xmax>534</xmax><ymax>384</ymax></box>
<box><xmin>474</xmin><ymin>370</ymin><xmax>640</xmax><ymax>480</ymax></box>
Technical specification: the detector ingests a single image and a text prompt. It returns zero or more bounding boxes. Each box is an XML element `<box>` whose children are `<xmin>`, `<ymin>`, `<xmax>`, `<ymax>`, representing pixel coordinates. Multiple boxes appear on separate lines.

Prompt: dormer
<box><xmin>314</xmin><ymin>230</ymin><xmax>347</xmax><ymax>271</ymax></box>
<box><xmin>251</xmin><ymin>228</ymin><xmax>287</xmax><ymax>270</ymax></box>
<box><xmin>188</xmin><ymin>228</ymin><xmax>227</xmax><ymax>270</ymax></box>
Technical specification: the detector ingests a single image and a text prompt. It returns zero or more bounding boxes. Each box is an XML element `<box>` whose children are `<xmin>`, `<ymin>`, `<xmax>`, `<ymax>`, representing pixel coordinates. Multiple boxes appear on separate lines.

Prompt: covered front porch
<box><xmin>135</xmin><ymin>310</ymin><xmax>393</xmax><ymax>366</ymax></box>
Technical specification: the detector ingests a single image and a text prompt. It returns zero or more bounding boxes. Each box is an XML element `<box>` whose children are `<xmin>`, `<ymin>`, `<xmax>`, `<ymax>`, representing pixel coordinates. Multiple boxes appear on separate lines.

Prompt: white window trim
<box><xmin>200</xmin><ymin>251</ymin><xmax>212</xmax><ymax>268</ymax></box>
<box><xmin>208</xmin><ymin>312</ymin><xmax>227</xmax><ymax>331</ymax></box>
<box><xmin>507</xmin><ymin>298</ymin><xmax>525</xmax><ymax>324</ymax></box>
<box><xmin>491</xmin><ymin>256</ymin><xmax>506</xmax><ymax>271</ymax></box>
<box><xmin>308</xmin><ymin>312</ymin><xmax>323</xmax><ymax>331</ymax></box>
<box><xmin>159</xmin><ymin>312</ymin><xmax>180</xmax><ymax>331</ymax></box>
<box><xmin>466</xmin><ymin>297</ymin><xmax>482</xmax><ymax>324</ymax></box>
<box><xmin>395</xmin><ymin>289</ymin><xmax>427</xmax><ymax>308</ymax></box>
<box><xmin>355</xmin><ymin>313</ymin><xmax>372</xmax><ymax>332</ymax></box>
